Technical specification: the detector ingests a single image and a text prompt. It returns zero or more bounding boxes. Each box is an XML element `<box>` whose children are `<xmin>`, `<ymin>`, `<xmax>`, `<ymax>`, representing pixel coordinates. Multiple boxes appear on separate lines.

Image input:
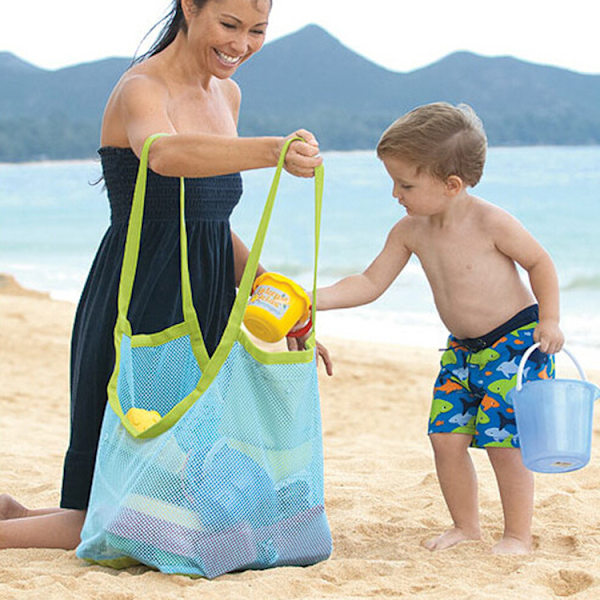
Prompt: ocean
<box><xmin>1</xmin><ymin>146</ymin><xmax>599</xmax><ymax>368</ymax></box>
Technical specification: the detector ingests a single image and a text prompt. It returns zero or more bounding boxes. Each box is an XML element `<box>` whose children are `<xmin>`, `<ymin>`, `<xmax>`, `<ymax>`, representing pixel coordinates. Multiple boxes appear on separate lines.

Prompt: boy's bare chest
<box><xmin>410</xmin><ymin>223</ymin><xmax>496</xmax><ymax>279</ymax></box>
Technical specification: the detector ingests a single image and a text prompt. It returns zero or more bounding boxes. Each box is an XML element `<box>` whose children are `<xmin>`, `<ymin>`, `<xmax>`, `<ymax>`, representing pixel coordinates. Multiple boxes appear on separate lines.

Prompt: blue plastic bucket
<box><xmin>510</xmin><ymin>343</ymin><xmax>600</xmax><ymax>473</ymax></box>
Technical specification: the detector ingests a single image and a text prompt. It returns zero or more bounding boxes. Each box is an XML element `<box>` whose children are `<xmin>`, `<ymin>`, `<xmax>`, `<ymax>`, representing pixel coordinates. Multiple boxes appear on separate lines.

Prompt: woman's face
<box><xmin>184</xmin><ymin>0</ymin><xmax>270</xmax><ymax>78</ymax></box>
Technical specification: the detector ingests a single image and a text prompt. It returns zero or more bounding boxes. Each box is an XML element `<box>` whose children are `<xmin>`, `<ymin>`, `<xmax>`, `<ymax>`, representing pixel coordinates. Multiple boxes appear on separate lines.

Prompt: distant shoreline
<box><xmin>2</xmin><ymin>144</ymin><xmax>600</xmax><ymax>167</ymax></box>
<box><xmin>0</xmin><ymin>157</ymin><xmax>101</xmax><ymax>167</ymax></box>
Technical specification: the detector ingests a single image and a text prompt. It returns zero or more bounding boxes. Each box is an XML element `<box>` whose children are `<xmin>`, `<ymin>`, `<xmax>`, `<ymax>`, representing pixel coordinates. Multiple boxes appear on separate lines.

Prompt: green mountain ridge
<box><xmin>1</xmin><ymin>24</ymin><xmax>599</xmax><ymax>161</ymax></box>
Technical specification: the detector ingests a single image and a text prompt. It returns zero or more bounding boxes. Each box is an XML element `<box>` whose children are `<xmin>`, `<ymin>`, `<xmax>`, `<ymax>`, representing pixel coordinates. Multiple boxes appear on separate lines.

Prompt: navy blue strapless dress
<box><xmin>60</xmin><ymin>147</ymin><xmax>242</xmax><ymax>509</ymax></box>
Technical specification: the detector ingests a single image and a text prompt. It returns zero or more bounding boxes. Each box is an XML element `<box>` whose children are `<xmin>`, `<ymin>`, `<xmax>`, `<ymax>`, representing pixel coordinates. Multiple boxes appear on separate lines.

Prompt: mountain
<box><xmin>1</xmin><ymin>25</ymin><xmax>599</xmax><ymax>161</ymax></box>
<box><xmin>234</xmin><ymin>25</ymin><xmax>600</xmax><ymax>147</ymax></box>
<box><xmin>0</xmin><ymin>51</ymin><xmax>43</xmax><ymax>74</ymax></box>
<box><xmin>0</xmin><ymin>52</ymin><xmax>130</xmax><ymax>161</ymax></box>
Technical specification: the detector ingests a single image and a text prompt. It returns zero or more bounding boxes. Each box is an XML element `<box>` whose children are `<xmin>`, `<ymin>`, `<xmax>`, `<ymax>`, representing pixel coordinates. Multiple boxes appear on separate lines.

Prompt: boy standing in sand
<box><xmin>314</xmin><ymin>102</ymin><xmax>564</xmax><ymax>554</ymax></box>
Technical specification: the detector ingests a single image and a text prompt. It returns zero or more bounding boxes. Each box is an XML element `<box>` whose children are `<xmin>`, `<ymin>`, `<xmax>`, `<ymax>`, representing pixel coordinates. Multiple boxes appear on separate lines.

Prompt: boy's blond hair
<box><xmin>376</xmin><ymin>102</ymin><xmax>488</xmax><ymax>187</ymax></box>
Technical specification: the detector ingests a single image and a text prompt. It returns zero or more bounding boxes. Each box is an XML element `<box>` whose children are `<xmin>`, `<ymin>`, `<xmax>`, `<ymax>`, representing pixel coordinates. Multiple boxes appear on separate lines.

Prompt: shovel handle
<box><xmin>516</xmin><ymin>342</ymin><xmax>587</xmax><ymax>391</ymax></box>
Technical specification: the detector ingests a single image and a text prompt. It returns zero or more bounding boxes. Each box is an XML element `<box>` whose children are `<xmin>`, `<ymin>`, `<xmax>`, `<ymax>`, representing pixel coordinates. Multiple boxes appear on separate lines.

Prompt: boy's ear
<box><xmin>445</xmin><ymin>175</ymin><xmax>464</xmax><ymax>195</ymax></box>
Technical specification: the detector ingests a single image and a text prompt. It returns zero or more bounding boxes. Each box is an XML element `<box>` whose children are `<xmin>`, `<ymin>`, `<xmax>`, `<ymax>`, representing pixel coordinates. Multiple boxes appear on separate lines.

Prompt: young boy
<box><xmin>315</xmin><ymin>102</ymin><xmax>564</xmax><ymax>555</ymax></box>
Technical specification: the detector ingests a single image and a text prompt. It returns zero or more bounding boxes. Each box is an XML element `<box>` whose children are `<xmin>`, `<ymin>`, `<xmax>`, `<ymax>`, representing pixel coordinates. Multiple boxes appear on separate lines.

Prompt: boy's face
<box><xmin>381</xmin><ymin>155</ymin><xmax>452</xmax><ymax>217</ymax></box>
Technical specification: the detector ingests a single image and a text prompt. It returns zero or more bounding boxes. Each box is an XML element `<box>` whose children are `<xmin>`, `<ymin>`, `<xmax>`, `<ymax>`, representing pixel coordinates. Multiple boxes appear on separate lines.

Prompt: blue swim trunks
<box><xmin>428</xmin><ymin>305</ymin><xmax>555</xmax><ymax>448</ymax></box>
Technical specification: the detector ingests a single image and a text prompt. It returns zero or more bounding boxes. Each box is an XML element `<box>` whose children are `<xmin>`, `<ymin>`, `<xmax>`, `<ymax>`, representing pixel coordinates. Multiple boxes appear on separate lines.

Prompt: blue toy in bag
<box><xmin>76</xmin><ymin>135</ymin><xmax>332</xmax><ymax>577</ymax></box>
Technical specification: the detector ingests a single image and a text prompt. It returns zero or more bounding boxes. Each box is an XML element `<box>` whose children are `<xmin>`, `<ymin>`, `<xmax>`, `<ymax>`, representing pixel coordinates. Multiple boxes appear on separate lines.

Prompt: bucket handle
<box><xmin>516</xmin><ymin>342</ymin><xmax>587</xmax><ymax>391</ymax></box>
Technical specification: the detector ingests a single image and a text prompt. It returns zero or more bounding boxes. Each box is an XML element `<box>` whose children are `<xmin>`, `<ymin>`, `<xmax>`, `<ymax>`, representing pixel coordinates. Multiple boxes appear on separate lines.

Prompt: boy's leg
<box><xmin>473</xmin><ymin>322</ymin><xmax>550</xmax><ymax>554</ymax></box>
<box><xmin>486</xmin><ymin>447</ymin><xmax>533</xmax><ymax>554</ymax></box>
<box><xmin>425</xmin><ymin>432</ymin><xmax>481</xmax><ymax>551</ymax></box>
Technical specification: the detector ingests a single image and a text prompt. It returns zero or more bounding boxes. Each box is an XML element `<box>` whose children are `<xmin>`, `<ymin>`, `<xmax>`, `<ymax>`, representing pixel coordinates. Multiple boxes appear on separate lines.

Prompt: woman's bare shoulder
<box><xmin>219</xmin><ymin>77</ymin><xmax>241</xmax><ymax>96</ymax></box>
<box><xmin>101</xmin><ymin>65</ymin><xmax>170</xmax><ymax>147</ymax></box>
<box><xmin>218</xmin><ymin>78</ymin><xmax>241</xmax><ymax>116</ymax></box>
<box><xmin>113</xmin><ymin>63</ymin><xmax>169</xmax><ymax>103</ymax></box>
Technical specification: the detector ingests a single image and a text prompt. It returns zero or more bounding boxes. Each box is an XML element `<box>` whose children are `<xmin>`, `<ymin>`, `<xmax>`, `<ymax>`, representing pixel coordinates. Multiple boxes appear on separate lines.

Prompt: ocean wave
<box><xmin>318</xmin><ymin>306</ymin><xmax>600</xmax><ymax>361</ymax></box>
<box><xmin>562</xmin><ymin>274</ymin><xmax>600</xmax><ymax>291</ymax></box>
<box><xmin>262</xmin><ymin>261</ymin><xmax>424</xmax><ymax>280</ymax></box>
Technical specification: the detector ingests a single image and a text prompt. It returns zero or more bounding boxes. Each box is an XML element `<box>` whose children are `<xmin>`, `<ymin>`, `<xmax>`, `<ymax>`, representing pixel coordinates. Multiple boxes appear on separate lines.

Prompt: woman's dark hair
<box><xmin>133</xmin><ymin>0</ymin><xmax>272</xmax><ymax>64</ymax></box>
<box><xmin>133</xmin><ymin>1</ymin><xmax>206</xmax><ymax>64</ymax></box>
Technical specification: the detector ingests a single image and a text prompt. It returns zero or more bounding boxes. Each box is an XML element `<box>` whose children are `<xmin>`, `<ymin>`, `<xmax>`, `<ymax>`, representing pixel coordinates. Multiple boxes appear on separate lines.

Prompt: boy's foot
<box><xmin>492</xmin><ymin>535</ymin><xmax>532</xmax><ymax>555</ymax></box>
<box><xmin>424</xmin><ymin>527</ymin><xmax>481</xmax><ymax>551</ymax></box>
<box><xmin>0</xmin><ymin>494</ymin><xmax>28</xmax><ymax>520</ymax></box>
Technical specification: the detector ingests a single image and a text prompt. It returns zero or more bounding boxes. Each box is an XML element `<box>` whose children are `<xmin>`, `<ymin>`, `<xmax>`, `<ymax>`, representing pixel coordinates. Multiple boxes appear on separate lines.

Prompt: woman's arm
<box><xmin>113</xmin><ymin>75</ymin><xmax>321</xmax><ymax>178</ymax></box>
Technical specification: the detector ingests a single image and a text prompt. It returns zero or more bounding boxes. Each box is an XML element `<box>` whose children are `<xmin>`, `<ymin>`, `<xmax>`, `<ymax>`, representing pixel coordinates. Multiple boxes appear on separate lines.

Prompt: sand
<box><xmin>2</xmin><ymin>276</ymin><xmax>600</xmax><ymax>600</ymax></box>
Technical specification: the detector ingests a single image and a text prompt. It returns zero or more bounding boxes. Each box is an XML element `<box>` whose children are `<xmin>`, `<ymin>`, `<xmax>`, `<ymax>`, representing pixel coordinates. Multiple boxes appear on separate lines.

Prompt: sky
<box><xmin>2</xmin><ymin>0</ymin><xmax>598</xmax><ymax>75</ymax></box>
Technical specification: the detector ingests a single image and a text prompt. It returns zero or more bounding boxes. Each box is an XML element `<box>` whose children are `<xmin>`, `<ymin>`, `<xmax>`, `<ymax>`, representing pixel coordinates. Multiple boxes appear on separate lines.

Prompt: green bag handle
<box><xmin>224</xmin><ymin>135</ymin><xmax>323</xmax><ymax>341</ymax></box>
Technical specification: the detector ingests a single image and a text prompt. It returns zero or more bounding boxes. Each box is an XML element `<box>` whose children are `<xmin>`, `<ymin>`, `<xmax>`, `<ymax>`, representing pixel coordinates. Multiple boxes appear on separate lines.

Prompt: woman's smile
<box><xmin>214</xmin><ymin>48</ymin><xmax>244</xmax><ymax>67</ymax></box>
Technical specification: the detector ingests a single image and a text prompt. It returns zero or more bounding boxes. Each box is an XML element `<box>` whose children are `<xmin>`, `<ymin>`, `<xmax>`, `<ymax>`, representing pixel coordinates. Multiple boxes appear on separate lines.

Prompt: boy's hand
<box><xmin>533</xmin><ymin>320</ymin><xmax>565</xmax><ymax>354</ymax></box>
<box><xmin>286</xmin><ymin>334</ymin><xmax>333</xmax><ymax>376</ymax></box>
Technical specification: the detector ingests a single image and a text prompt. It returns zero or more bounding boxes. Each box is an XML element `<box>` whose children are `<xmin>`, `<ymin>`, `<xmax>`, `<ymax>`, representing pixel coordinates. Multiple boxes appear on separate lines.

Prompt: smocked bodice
<box><xmin>98</xmin><ymin>146</ymin><xmax>243</xmax><ymax>223</ymax></box>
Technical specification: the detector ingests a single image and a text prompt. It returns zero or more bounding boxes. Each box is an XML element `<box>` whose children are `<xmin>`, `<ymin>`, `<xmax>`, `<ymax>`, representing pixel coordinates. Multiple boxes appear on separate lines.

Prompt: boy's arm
<box><xmin>492</xmin><ymin>210</ymin><xmax>564</xmax><ymax>354</ymax></box>
<box><xmin>524</xmin><ymin>249</ymin><xmax>564</xmax><ymax>353</ymax></box>
<box><xmin>316</xmin><ymin>220</ymin><xmax>412</xmax><ymax>311</ymax></box>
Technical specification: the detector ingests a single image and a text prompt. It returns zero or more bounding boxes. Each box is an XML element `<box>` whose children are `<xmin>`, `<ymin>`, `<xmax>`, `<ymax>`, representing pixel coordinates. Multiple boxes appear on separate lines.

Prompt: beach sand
<box><xmin>2</xmin><ymin>277</ymin><xmax>600</xmax><ymax>600</ymax></box>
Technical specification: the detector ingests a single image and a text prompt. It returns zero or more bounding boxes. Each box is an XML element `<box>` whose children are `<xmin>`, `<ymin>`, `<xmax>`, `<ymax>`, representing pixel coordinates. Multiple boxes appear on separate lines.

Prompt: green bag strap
<box><xmin>310</xmin><ymin>159</ymin><xmax>323</xmax><ymax>334</ymax></box>
<box><xmin>218</xmin><ymin>136</ymin><xmax>323</xmax><ymax>345</ymax></box>
<box><xmin>116</xmin><ymin>133</ymin><xmax>207</xmax><ymax>358</ymax></box>
<box><xmin>177</xmin><ymin>171</ymin><xmax>204</xmax><ymax>333</ymax></box>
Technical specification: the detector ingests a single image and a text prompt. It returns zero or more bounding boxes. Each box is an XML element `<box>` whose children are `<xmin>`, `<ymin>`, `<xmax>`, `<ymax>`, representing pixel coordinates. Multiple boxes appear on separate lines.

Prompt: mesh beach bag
<box><xmin>76</xmin><ymin>135</ymin><xmax>332</xmax><ymax>577</ymax></box>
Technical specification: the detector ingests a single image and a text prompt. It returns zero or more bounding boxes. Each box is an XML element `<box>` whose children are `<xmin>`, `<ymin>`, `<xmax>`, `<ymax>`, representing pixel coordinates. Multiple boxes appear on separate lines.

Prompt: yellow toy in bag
<box><xmin>125</xmin><ymin>407</ymin><xmax>162</xmax><ymax>432</ymax></box>
<box><xmin>244</xmin><ymin>272</ymin><xmax>311</xmax><ymax>343</ymax></box>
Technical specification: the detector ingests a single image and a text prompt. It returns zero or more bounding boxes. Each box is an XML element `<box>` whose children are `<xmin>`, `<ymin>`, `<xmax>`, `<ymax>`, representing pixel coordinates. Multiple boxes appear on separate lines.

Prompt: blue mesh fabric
<box><xmin>77</xmin><ymin>339</ymin><xmax>332</xmax><ymax>577</ymax></box>
<box><xmin>116</xmin><ymin>334</ymin><xmax>203</xmax><ymax>417</ymax></box>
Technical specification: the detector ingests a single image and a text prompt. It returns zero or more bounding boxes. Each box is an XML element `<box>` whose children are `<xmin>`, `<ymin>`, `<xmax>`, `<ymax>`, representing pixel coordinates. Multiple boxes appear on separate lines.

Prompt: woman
<box><xmin>0</xmin><ymin>0</ymin><xmax>331</xmax><ymax>550</ymax></box>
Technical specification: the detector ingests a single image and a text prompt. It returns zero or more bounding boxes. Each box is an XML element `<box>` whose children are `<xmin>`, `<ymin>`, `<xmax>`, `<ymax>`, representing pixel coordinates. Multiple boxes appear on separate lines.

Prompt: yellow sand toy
<box><xmin>243</xmin><ymin>272</ymin><xmax>311</xmax><ymax>343</ymax></box>
<box><xmin>125</xmin><ymin>407</ymin><xmax>162</xmax><ymax>432</ymax></box>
